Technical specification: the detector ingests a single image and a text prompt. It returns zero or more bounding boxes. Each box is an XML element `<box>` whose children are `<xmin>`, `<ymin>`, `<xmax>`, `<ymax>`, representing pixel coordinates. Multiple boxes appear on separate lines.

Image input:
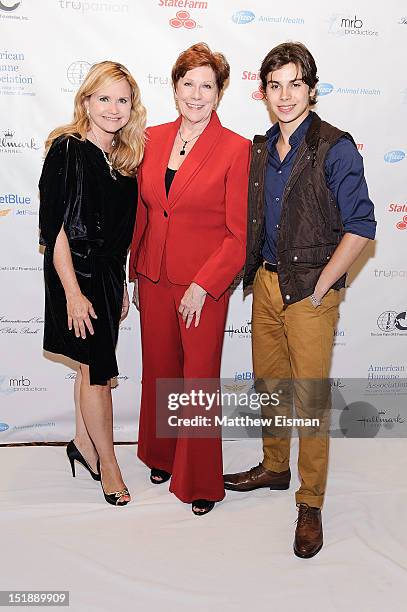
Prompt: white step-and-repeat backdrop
<box><xmin>0</xmin><ymin>0</ymin><xmax>406</xmax><ymax>442</ymax></box>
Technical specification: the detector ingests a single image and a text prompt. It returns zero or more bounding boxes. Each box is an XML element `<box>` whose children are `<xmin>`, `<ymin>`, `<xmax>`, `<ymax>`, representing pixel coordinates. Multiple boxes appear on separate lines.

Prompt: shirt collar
<box><xmin>266</xmin><ymin>111</ymin><xmax>314</xmax><ymax>149</ymax></box>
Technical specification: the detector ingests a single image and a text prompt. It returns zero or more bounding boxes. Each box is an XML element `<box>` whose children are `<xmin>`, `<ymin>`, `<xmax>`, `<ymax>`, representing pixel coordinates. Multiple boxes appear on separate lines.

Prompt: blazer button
<box><xmin>257</xmin><ymin>148</ymin><xmax>262</xmax><ymax>154</ymax></box>
<box><xmin>285</xmin><ymin>294</ymin><xmax>291</xmax><ymax>301</ymax></box>
<box><xmin>254</xmin><ymin>182</ymin><xmax>259</xmax><ymax>187</ymax></box>
<box><xmin>164</xmin><ymin>211</ymin><xmax>168</xmax><ymax>218</ymax></box>
<box><xmin>293</xmin><ymin>255</ymin><xmax>298</xmax><ymax>261</ymax></box>
<box><xmin>252</xmin><ymin>218</ymin><xmax>257</xmax><ymax>223</ymax></box>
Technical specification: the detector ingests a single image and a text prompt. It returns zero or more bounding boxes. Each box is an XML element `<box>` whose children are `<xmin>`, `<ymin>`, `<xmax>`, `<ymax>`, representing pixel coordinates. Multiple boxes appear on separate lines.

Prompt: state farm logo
<box><xmin>242</xmin><ymin>70</ymin><xmax>265</xmax><ymax>100</ymax></box>
<box><xmin>396</xmin><ymin>215</ymin><xmax>407</xmax><ymax>230</ymax></box>
<box><xmin>387</xmin><ymin>203</ymin><xmax>407</xmax><ymax>230</ymax></box>
<box><xmin>252</xmin><ymin>85</ymin><xmax>265</xmax><ymax>100</ymax></box>
<box><xmin>169</xmin><ymin>10</ymin><xmax>197</xmax><ymax>28</ymax></box>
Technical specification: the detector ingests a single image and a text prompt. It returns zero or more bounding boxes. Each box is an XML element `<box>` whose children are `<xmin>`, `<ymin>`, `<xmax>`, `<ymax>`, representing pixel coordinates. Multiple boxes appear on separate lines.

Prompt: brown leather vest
<box><xmin>243</xmin><ymin>113</ymin><xmax>355</xmax><ymax>305</ymax></box>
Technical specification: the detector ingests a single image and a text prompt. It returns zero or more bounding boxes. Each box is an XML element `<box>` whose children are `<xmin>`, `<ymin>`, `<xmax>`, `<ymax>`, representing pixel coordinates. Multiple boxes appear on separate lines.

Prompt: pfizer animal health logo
<box><xmin>0</xmin><ymin>423</ymin><xmax>9</xmax><ymax>432</ymax></box>
<box><xmin>317</xmin><ymin>83</ymin><xmax>334</xmax><ymax>96</ymax></box>
<box><xmin>169</xmin><ymin>10</ymin><xmax>196</xmax><ymax>29</ymax></box>
<box><xmin>384</xmin><ymin>150</ymin><xmax>405</xmax><ymax>163</ymax></box>
<box><xmin>67</xmin><ymin>61</ymin><xmax>91</xmax><ymax>86</ymax></box>
<box><xmin>232</xmin><ymin>10</ymin><xmax>255</xmax><ymax>24</ymax></box>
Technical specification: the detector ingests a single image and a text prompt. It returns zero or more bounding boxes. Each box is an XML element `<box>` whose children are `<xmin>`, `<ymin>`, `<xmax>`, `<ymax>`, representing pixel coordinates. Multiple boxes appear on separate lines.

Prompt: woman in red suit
<box><xmin>129</xmin><ymin>43</ymin><xmax>250</xmax><ymax>515</ymax></box>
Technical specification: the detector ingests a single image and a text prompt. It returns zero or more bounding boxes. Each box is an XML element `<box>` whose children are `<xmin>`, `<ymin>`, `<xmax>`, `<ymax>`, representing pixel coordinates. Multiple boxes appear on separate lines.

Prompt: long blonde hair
<box><xmin>45</xmin><ymin>61</ymin><xmax>146</xmax><ymax>177</ymax></box>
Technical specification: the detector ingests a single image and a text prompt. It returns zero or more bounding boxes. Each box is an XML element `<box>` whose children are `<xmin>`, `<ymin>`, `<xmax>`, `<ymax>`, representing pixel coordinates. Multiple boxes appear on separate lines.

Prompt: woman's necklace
<box><xmin>90</xmin><ymin>130</ymin><xmax>117</xmax><ymax>180</ymax></box>
<box><xmin>178</xmin><ymin>127</ymin><xmax>204</xmax><ymax>156</ymax></box>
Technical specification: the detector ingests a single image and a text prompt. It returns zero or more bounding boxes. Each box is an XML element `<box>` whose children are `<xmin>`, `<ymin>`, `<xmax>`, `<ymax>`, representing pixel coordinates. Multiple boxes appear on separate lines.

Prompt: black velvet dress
<box><xmin>39</xmin><ymin>136</ymin><xmax>137</xmax><ymax>384</ymax></box>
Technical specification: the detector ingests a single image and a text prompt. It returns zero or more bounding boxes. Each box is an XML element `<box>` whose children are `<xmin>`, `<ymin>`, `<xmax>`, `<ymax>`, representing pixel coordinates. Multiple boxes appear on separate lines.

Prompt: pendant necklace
<box><xmin>90</xmin><ymin>130</ymin><xmax>117</xmax><ymax>180</ymax></box>
<box><xmin>178</xmin><ymin>127</ymin><xmax>203</xmax><ymax>156</ymax></box>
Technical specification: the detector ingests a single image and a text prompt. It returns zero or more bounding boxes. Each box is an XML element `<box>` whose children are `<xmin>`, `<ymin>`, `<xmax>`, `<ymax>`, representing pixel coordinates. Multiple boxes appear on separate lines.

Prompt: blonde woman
<box><xmin>39</xmin><ymin>61</ymin><xmax>145</xmax><ymax>506</ymax></box>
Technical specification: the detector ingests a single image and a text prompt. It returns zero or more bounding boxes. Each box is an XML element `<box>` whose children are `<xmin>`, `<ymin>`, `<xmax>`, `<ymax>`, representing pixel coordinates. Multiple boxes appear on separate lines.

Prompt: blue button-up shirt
<box><xmin>262</xmin><ymin>112</ymin><xmax>376</xmax><ymax>264</ymax></box>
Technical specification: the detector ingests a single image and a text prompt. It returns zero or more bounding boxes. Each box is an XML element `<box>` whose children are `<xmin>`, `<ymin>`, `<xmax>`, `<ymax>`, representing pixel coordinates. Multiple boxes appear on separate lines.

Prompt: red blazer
<box><xmin>129</xmin><ymin>112</ymin><xmax>250</xmax><ymax>300</ymax></box>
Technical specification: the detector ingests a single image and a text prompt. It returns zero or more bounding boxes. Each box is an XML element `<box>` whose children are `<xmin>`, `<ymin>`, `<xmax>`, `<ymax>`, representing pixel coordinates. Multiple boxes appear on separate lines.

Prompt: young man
<box><xmin>224</xmin><ymin>42</ymin><xmax>376</xmax><ymax>558</ymax></box>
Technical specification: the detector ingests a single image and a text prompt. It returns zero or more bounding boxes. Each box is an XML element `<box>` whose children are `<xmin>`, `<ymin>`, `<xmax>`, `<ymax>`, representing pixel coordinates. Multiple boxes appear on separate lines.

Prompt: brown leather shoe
<box><xmin>293</xmin><ymin>504</ymin><xmax>323</xmax><ymax>558</ymax></box>
<box><xmin>223</xmin><ymin>463</ymin><xmax>291</xmax><ymax>492</ymax></box>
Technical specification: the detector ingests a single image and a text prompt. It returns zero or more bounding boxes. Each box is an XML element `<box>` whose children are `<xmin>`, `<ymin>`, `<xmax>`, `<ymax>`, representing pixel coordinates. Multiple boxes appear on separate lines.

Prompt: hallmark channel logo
<box><xmin>327</xmin><ymin>13</ymin><xmax>378</xmax><ymax>37</ymax></box>
<box><xmin>384</xmin><ymin>150</ymin><xmax>405</xmax><ymax>163</ymax></box>
<box><xmin>372</xmin><ymin>311</ymin><xmax>407</xmax><ymax>337</ymax></box>
<box><xmin>58</xmin><ymin>0</ymin><xmax>129</xmax><ymax>14</ymax></box>
<box><xmin>0</xmin><ymin>129</ymin><xmax>40</xmax><ymax>154</ymax></box>
<box><xmin>224</xmin><ymin>319</ymin><xmax>252</xmax><ymax>339</ymax></box>
<box><xmin>232</xmin><ymin>10</ymin><xmax>303</xmax><ymax>25</ymax></box>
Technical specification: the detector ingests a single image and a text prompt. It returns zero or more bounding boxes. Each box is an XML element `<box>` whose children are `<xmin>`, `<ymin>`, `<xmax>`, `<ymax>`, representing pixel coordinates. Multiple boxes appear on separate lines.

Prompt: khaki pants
<box><xmin>252</xmin><ymin>267</ymin><xmax>339</xmax><ymax>508</ymax></box>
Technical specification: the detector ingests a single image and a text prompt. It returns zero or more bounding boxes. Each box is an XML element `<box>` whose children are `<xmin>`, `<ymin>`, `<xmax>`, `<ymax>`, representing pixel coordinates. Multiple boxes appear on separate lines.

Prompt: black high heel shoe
<box><xmin>66</xmin><ymin>440</ymin><xmax>101</xmax><ymax>481</ymax></box>
<box><xmin>192</xmin><ymin>499</ymin><xmax>215</xmax><ymax>516</ymax></box>
<box><xmin>101</xmin><ymin>482</ymin><xmax>130</xmax><ymax>507</ymax></box>
<box><xmin>150</xmin><ymin>468</ymin><xmax>171</xmax><ymax>484</ymax></box>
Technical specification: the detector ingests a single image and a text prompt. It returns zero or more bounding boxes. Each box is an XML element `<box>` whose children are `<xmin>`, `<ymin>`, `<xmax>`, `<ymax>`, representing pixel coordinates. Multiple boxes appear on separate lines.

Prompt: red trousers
<box><xmin>137</xmin><ymin>259</ymin><xmax>229</xmax><ymax>503</ymax></box>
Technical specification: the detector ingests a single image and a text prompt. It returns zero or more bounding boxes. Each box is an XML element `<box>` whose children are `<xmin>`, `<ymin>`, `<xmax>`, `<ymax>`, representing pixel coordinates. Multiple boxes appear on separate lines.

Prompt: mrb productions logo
<box><xmin>327</xmin><ymin>13</ymin><xmax>378</xmax><ymax>37</ymax></box>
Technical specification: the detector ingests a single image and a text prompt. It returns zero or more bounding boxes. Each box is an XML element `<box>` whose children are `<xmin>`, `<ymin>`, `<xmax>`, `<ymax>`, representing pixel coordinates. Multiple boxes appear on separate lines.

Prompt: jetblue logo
<box><xmin>232</xmin><ymin>10</ymin><xmax>255</xmax><ymax>24</ymax></box>
<box><xmin>384</xmin><ymin>150</ymin><xmax>405</xmax><ymax>163</ymax></box>
<box><xmin>0</xmin><ymin>422</ymin><xmax>9</xmax><ymax>432</ymax></box>
<box><xmin>317</xmin><ymin>82</ymin><xmax>334</xmax><ymax>96</ymax></box>
<box><xmin>0</xmin><ymin>193</ymin><xmax>31</xmax><ymax>206</ymax></box>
